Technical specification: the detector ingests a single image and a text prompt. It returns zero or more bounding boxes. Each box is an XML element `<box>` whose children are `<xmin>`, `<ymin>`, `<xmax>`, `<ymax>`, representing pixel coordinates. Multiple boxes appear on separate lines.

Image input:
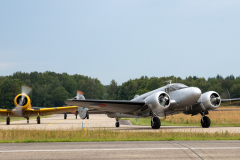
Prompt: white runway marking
<box><xmin>1</xmin><ymin>147</ymin><xmax>240</xmax><ymax>152</ymax></box>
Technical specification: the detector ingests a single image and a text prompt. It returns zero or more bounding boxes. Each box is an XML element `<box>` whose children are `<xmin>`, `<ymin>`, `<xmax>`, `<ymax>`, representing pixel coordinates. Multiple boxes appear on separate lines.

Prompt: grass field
<box><xmin>125</xmin><ymin>107</ymin><xmax>240</xmax><ymax>127</ymax></box>
<box><xmin>0</xmin><ymin>129</ymin><xmax>239</xmax><ymax>143</ymax></box>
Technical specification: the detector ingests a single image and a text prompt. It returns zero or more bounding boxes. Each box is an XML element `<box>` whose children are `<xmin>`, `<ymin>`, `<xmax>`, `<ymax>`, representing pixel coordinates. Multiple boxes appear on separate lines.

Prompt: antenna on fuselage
<box><xmin>165</xmin><ymin>80</ymin><xmax>172</xmax><ymax>84</ymax></box>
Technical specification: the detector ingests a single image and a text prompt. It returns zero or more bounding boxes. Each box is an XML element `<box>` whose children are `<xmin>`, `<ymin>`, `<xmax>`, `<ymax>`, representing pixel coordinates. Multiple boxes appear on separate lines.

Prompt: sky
<box><xmin>0</xmin><ymin>1</ymin><xmax>240</xmax><ymax>85</ymax></box>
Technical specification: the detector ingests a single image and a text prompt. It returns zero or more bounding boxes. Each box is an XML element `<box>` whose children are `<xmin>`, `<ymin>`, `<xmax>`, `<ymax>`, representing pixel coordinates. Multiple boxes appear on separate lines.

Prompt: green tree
<box><xmin>52</xmin><ymin>86</ymin><xmax>69</xmax><ymax>106</ymax></box>
<box><xmin>108</xmin><ymin>79</ymin><xmax>118</xmax><ymax>100</ymax></box>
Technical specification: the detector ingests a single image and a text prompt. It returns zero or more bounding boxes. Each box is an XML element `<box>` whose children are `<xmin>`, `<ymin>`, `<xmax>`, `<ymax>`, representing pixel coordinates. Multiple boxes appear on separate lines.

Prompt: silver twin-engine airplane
<box><xmin>65</xmin><ymin>83</ymin><xmax>240</xmax><ymax>129</ymax></box>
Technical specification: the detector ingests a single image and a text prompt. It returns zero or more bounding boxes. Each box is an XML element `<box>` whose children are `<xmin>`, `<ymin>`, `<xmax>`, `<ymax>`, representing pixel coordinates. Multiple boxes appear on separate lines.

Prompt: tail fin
<box><xmin>75</xmin><ymin>91</ymin><xmax>88</xmax><ymax>119</ymax></box>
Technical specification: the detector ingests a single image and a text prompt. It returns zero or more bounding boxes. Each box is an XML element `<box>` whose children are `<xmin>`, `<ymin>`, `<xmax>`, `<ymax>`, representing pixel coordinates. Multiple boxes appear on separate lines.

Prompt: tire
<box><xmin>64</xmin><ymin>113</ymin><xmax>67</xmax><ymax>119</ymax></box>
<box><xmin>151</xmin><ymin>117</ymin><xmax>161</xmax><ymax>129</ymax></box>
<box><xmin>201</xmin><ymin>116</ymin><xmax>211</xmax><ymax>128</ymax></box>
<box><xmin>115</xmin><ymin>122</ymin><xmax>120</xmax><ymax>127</ymax></box>
<box><xmin>86</xmin><ymin>114</ymin><xmax>89</xmax><ymax>119</ymax></box>
<box><xmin>76</xmin><ymin>111</ymin><xmax>78</xmax><ymax>119</ymax></box>
<box><xmin>6</xmin><ymin>117</ymin><xmax>10</xmax><ymax>125</ymax></box>
<box><xmin>37</xmin><ymin>116</ymin><xmax>40</xmax><ymax>124</ymax></box>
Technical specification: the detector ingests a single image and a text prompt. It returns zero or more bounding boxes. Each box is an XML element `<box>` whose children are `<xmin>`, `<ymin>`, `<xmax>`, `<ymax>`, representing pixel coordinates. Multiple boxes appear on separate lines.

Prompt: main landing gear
<box><xmin>75</xmin><ymin>111</ymin><xmax>78</xmax><ymax>119</ymax></box>
<box><xmin>6</xmin><ymin>117</ymin><xmax>10</xmax><ymax>125</ymax></box>
<box><xmin>151</xmin><ymin>117</ymin><xmax>161</xmax><ymax>129</ymax></box>
<box><xmin>200</xmin><ymin>112</ymin><xmax>211</xmax><ymax>128</ymax></box>
<box><xmin>37</xmin><ymin>116</ymin><xmax>40</xmax><ymax>124</ymax></box>
<box><xmin>64</xmin><ymin>113</ymin><xmax>67</xmax><ymax>119</ymax></box>
<box><xmin>6</xmin><ymin>116</ymin><xmax>41</xmax><ymax>125</ymax></box>
<box><xmin>115</xmin><ymin>118</ymin><xmax>120</xmax><ymax>127</ymax></box>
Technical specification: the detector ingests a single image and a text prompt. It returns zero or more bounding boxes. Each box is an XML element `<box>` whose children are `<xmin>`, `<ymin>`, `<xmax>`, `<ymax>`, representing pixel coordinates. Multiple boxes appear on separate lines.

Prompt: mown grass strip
<box><xmin>0</xmin><ymin>129</ymin><xmax>240</xmax><ymax>143</ymax></box>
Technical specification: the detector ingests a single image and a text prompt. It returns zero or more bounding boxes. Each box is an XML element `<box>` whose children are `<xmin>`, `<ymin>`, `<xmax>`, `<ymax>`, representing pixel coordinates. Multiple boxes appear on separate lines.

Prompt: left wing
<box><xmin>65</xmin><ymin>99</ymin><xmax>145</xmax><ymax>114</ymax></box>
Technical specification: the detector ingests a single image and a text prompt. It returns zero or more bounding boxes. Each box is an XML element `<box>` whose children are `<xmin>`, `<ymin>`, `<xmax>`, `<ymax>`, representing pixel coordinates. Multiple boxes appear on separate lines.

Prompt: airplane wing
<box><xmin>65</xmin><ymin>99</ymin><xmax>145</xmax><ymax>114</ymax></box>
<box><xmin>0</xmin><ymin>106</ymin><xmax>78</xmax><ymax>117</ymax></box>
<box><xmin>221</xmin><ymin>98</ymin><xmax>240</xmax><ymax>105</ymax></box>
<box><xmin>0</xmin><ymin>109</ymin><xmax>13</xmax><ymax>116</ymax></box>
<box><xmin>25</xmin><ymin>106</ymin><xmax>78</xmax><ymax>116</ymax></box>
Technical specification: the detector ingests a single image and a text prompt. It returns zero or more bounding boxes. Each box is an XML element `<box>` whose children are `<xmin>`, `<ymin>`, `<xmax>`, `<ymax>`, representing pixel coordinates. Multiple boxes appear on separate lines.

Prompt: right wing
<box><xmin>65</xmin><ymin>99</ymin><xmax>145</xmax><ymax>114</ymax></box>
<box><xmin>221</xmin><ymin>98</ymin><xmax>240</xmax><ymax>105</ymax></box>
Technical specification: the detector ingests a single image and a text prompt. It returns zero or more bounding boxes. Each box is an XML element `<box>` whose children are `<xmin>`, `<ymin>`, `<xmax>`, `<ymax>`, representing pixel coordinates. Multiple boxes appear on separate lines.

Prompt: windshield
<box><xmin>165</xmin><ymin>83</ymin><xmax>188</xmax><ymax>93</ymax></box>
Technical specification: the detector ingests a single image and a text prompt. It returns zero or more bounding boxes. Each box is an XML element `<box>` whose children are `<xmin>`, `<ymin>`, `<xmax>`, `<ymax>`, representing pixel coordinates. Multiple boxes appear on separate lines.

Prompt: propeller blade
<box><xmin>13</xmin><ymin>105</ymin><xmax>22</xmax><ymax>115</ymax></box>
<box><xmin>21</xmin><ymin>85</ymin><xmax>32</xmax><ymax>95</ymax></box>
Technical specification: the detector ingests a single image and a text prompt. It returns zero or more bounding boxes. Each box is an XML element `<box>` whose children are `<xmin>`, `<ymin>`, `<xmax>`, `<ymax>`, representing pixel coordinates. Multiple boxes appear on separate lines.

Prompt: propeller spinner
<box><xmin>13</xmin><ymin>86</ymin><xmax>32</xmax><ymax>115</ymax></box>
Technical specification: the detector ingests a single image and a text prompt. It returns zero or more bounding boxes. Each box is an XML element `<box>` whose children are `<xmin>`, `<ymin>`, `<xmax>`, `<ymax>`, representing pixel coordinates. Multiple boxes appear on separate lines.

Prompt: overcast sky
<box><xmin>0</xmin><ymin>1</ymin><xmax>240</xmax><ymax>85</ymax></box>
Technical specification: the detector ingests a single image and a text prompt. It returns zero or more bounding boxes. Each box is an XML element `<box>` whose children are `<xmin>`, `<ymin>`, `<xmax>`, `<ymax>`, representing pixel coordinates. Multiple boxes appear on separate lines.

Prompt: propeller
<box><xmin>13</xmin><ymin>85</ymin><xmax>32</xmax><ymax>115</ymax></box>
<box><xmin>21</xmin><ymin>85</ymin><xmax>32</xmax><ymax>95</ymax></box>
<box><xmin>210</xmin><ymin>94</ymin><xmax>221</xmax><ymax>106</ymax></box>
<box><xmin>220</xmin><ymin>89</ymin><xmax>231</xmax><ymax>104</ymax></box>
<box><xmin>159</xmin><ymin>94</ymin><xmax>170</xmax><ymax>107</ymax></box>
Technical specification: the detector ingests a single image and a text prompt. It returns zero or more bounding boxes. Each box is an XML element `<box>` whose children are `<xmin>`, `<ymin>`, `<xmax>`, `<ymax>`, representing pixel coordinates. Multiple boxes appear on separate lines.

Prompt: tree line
<box><xmin>106</xmin><ymin>75</ymin><xmax>240</xmax><ymax>101</ymax></box>
<box><xmin>0</xmin><ymin>71</ymin><xmax>104</xmax><ymax>109</ymax></box>
<box><xmin>0</xmin><ymin>72</ymin><xmax>240</xmax><ymax>109</ymax></box>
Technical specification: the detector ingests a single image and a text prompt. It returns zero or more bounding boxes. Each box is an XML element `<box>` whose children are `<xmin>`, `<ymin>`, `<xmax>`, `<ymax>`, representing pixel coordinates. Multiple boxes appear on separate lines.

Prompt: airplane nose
<box><xmin>191</xmin><ymin>87</ymin><xmax>202</xmax><ymax>99</ymax></box>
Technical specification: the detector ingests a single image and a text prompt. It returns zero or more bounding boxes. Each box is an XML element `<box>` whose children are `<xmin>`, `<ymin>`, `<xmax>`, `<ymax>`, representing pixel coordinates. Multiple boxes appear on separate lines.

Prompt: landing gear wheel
<box><xmin>86</xmin><ymin>114</ymin><xmax>89</xmax><ymax>119</ymax></box>
<box><xmin>151</xmin><ymin>117</ymin><xmax>161</xmax><ymax>129</ymax></box>
<box><xmin>37</xmin><ymin>116</ymin><xmax>40</xmax><ymax>124</ymax></box>
<box><xmin>115</xmin><ymin>122</ymin><xmax>120</xmax><ymax>127</ymax></box>
<box><xmin>201</xmin><ymin>116</ymin><xmax>211</xmax><ymax>128</ymax></box>
<box><xmin>75</xmin><ymin>111</ymin><xmax>78</xmax><ymax>119</ymax></box>
<box><xmin>6</xmin><ymin>117</ymin><xmax>10</xmax><ymax>125</ymax></box>
<box><xmin>64</xmin><ymin>113</ymin><xmax>67</xmax><ymax>119</ymax></box>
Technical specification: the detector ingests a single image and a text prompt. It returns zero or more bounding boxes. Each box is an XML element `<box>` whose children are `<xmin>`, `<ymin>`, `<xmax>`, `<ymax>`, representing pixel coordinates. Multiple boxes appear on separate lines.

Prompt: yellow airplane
<box><xmin>0</xmin><ymin>86</ymin><xmax>78</xmax><ymax>125</ymax></box>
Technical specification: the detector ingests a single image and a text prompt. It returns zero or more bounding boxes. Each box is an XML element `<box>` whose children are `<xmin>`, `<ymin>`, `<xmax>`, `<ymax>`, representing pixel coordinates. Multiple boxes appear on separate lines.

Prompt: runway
<box><xmin>0</xmin><ymin>141</ymin><xmax>240</xmax><ymax>159</ymax></box>
<box><xmin>0</xmin><ymin>114</ymin><xmax>240</xmax><ymax>133</ymax></box>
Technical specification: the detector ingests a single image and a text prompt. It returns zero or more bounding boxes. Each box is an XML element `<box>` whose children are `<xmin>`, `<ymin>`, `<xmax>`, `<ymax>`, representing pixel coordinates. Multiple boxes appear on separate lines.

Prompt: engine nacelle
<box><xmin>198</xmin><ymin>91</ymin><xmax>221</xmax><ymax>110</ymax></box>
<box><xmin>78</xmin><ymin>107</ymin><xmax>88</xmax><ymax>119</ymax></box>
<box><xmin>144</xmin><ymin>91</ymin><xmax>170</xmax><ymax>113</ymax></box>
<box><xmin>14</xmin><ymin>94</ymin><xmax>31</xmax><ymax>111</ymax></box>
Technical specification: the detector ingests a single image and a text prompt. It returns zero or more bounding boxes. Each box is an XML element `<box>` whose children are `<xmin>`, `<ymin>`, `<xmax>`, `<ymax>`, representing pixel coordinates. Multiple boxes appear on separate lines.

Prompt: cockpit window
<box><xmin>173</xmin><ymin>83</ymin><xmax>188</xmax><ymax>89</ymax></box>
<box><xmin>165</xmin><ymin>83</ymin><xmax>188</xmax><ymax>93</ymax></box>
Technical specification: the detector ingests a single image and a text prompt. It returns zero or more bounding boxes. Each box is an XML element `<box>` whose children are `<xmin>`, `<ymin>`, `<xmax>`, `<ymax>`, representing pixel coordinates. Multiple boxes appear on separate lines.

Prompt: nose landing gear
<box><xmin>27</xmin><ymin>117</ymin><xmax>29</xmax><ymax>124</ymax></box>
<box><xmin>200</xmin><ymin>112</ymin><xmax>211</xmax><ymax>128</ymax></box>
<box><xmin>151</xmin><ymin>117</ymin><xmax>161</xmax><ymax>129</ymax></box>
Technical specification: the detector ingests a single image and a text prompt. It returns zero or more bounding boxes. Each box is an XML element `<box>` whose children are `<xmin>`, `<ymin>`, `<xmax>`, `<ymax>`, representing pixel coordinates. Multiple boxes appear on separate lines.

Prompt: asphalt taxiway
<box><xmin>0</xmin><ymin>141</ymin><xmax>240</xmax><ymax>159</ymax></box>
<box><xmin>0</xmin><ymin>114</ymin><xmax>240</xmax><ymax>133</ymax></box>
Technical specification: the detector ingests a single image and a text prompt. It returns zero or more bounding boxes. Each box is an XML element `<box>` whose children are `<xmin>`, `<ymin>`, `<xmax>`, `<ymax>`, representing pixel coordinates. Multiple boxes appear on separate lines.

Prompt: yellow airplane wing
<box><xmin>24</xmin><ymin>106</ymin><xmax>78</xmax><ymax>117</ymax></box>
<box><xmin>0</xmin><ymin>109</ymin><xmax>14</xmax><ymax>116</ymax></box>
<box><xmin>0</xmin><ymin>106</ymin><xmax>78</xmax><ymax>117</ymax></box>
